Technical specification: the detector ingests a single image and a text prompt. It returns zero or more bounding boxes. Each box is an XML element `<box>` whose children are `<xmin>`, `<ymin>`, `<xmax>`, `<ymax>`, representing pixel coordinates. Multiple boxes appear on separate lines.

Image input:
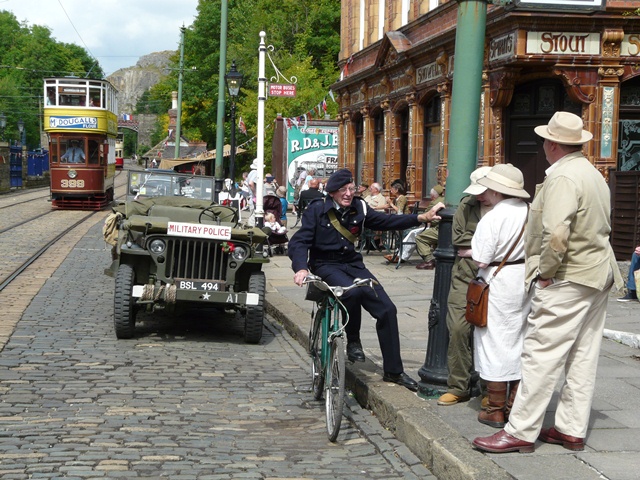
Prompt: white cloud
<box><xmin>2</xmin><ymin>0</ymin><xmax>199</xmax><ymax>75</ymax></box>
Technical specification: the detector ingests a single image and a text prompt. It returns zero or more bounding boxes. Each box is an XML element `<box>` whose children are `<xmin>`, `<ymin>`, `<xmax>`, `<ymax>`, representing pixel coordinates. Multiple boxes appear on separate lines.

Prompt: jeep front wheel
<box><xmin>114</xmin><ymin>264</ymin><xmax>137</xmax><ymax>339</ymax></box>
<box><xmin>244</xmin><ymin>272</ymin><xmax>265</xmax><ymax>344</ymax></box>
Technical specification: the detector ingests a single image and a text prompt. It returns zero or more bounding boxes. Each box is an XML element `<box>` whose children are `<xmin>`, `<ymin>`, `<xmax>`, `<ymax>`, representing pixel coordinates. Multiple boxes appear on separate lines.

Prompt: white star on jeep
<box><xmin>202</xmin><ymin>292</ymin><xmax>210</xmax><ymax>300</ymax></box>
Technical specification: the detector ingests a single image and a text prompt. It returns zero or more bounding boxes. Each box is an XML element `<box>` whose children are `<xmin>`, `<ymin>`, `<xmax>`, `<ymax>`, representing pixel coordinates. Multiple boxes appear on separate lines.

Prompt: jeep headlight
<box><xmin>149</xmin><ymin>239</ymin><xmax>166</xmax><ymax>254</ymax></box>
<box><xmin>232</xmin><ymin>245</ymin><xmax>247</xmax><ymax>261</ymax></box>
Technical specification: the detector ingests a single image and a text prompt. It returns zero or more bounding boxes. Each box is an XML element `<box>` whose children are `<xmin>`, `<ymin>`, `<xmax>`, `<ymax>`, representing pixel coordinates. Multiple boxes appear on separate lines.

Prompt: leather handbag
<box><xmin>465</xmin><ymin>216</ymin><xmax>527</xmax><ymax>328</ymax></box>
<box><xmin>465</xmin><ymin>277</ymin><xmax>490</xmax><ymax>327</ymax></box>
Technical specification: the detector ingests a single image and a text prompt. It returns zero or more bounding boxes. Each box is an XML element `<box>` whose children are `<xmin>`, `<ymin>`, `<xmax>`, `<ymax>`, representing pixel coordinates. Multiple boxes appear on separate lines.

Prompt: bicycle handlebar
<box><xmin>303</xmin><ymin>274</ymin><xmax>377</xmax><ymax>298</ymax></box>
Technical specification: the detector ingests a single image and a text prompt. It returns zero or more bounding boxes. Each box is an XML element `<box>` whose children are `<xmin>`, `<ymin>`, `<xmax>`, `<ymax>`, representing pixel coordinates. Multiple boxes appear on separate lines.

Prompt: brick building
<box><xmin>331</xmin><ymin>1</ymin><xmax>640</xmax><ymax>257</ymax></box>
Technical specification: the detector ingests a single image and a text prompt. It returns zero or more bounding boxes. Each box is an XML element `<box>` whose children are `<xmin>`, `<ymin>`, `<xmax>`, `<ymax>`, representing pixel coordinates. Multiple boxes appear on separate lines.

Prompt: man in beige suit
<box><xmin>473</xmin><ymin>111</ymin><xmax>622</xmax><ymax>454</ymax></box>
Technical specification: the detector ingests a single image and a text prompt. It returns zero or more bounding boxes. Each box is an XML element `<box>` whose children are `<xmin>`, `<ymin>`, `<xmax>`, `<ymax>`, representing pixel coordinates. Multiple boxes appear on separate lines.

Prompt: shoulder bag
<box><xmin>465</xmin><ymin>218</ymin><xmax>527</xmax><ymax>328</ymax></box>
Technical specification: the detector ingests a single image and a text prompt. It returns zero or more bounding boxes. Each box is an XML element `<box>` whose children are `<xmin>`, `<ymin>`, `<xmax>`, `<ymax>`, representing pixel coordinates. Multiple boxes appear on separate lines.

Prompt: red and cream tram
<box><xmin>44</xmin><ymin>77</ymin><xmax>118</xmax><ymax>209</ymax></box>
<box><xmin>115</xmin><ymin>132</ymin><xmax>124</xmax><ymax>170</ymax></box>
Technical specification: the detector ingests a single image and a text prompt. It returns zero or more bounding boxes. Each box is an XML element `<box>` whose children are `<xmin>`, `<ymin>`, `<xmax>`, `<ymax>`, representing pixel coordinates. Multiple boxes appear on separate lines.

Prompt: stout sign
<box><xmin>513</xmin><ymin>0</ymin><xmax>605</xmax><ymax>11</ymax></box>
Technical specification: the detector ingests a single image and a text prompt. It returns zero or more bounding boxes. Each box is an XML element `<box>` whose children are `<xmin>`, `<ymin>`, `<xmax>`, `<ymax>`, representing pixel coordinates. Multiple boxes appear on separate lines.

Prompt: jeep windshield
<box><xmin>127</xmin><ymin>170</ymin><xmax>215</xmax><ymax>202</ymax></box>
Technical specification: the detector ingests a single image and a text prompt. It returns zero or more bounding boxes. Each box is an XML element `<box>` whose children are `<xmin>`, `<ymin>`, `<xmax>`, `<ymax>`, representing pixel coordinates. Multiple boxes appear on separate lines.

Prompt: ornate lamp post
<box><xmin>225</xmin><ymin>60</ymin><xmax>243</xmax><ymax>184</ymax></box>
<box><xmin>17</xmin><ymin>118</ymin><xmax>25</xmax><ymax>146</ymax></box>
<box><xmin>0</xmin><ymin>112</ymin><xmax>6</xmax><ymax>141</ymax></box>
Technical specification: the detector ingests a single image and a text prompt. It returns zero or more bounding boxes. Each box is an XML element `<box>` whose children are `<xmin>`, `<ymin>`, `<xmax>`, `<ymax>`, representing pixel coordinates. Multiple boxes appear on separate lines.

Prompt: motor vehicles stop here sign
<box><xmin>269</xmin><ymin>83</ymin><xmax>296</xmax><ymax>97</ymax></box>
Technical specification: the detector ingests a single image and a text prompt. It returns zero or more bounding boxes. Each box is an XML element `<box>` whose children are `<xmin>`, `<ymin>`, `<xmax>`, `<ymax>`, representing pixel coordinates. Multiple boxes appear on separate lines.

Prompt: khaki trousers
<box><xmin>505</xmin><ymin>270</ymin><xmax>613</xmax><ymax>443</ymax></box>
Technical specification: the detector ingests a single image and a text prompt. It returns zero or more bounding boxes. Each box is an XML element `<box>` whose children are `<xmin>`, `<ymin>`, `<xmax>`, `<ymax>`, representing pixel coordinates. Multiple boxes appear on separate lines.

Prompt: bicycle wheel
<box><xmin>325</xmin><ymin>335</ymin><xmax>346</xmax><ymax>442</ymax></box>
<box><xmin>309</xmin><ymin>307</ymin><xmax>325</xmax><ymax>400</ymax></box>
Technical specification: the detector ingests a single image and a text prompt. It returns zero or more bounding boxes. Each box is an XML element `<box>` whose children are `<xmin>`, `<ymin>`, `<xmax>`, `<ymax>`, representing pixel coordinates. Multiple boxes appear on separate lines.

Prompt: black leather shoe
<box><xmin>383</xmin><ymin>372</ymin><xmax>418</xmax><ymax>392</ymax></box>
<box><xmin>347</xmin><ymin>342</ymin><xmax>365</xmax><ymax>362</ymax></box>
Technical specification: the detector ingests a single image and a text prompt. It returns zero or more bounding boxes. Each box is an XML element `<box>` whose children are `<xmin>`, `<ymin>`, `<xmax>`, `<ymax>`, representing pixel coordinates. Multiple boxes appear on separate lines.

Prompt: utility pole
<box><xmin>214</xmin><ymin>0</ymin><xmax>228</xmax><ymax>200</ymax></box>
<box><xmin>175</xmin><ymin>25</ymin><xmax>186</xmax><ymax>159</ymax></box>
<box><xmin>255</xmin><ymin>31</ymin><xmax>267</xmax><ymax>228</ymax></box>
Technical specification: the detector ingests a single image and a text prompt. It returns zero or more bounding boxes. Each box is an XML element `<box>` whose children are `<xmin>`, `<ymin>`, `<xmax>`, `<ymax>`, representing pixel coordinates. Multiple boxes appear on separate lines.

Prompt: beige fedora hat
<box><xmin>534</xmin><ymin>111</ymin><xmax>593</xmax><ymax>145</ymax></box>
<box><xmin>477</xmin><ymin>163</ymin><xmax>530</xmax><ymax>199</ymax></box>
<box><xmin>463</xmin><ymin>166</ymin><xmax>492</xmax><ymax>195</ymax></box>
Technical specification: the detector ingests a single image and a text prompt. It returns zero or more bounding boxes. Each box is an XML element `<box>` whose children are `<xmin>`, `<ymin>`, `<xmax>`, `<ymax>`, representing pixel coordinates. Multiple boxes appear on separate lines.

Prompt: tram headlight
<box><xmin>149</xmin><ymin>239</ymin><xmax>166</xmax><ymax>254</ymax></box>
<box><xmin>232</xmin><ymin>245</ymin><xmax>247</xmax><ymax>261</ymax></box>
<box><xmin>68</xmin><ymin>170</ymin><xmax>78</xmax><ymax>179</ymax></box>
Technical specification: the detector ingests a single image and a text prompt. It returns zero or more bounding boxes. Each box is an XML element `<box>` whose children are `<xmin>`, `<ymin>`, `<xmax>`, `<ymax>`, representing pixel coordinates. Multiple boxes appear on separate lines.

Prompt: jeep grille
<box><xmin>164</xmin><ymin>238</ymin><xmax>229</xmax><ymax>281</ymax></box>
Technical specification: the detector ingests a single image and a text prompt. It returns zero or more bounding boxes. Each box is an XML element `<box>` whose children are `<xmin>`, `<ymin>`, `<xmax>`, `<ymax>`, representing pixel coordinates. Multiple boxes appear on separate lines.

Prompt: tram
<box><xmin>44</xmin><ymin>77</ymin><xmax>118</xmax><ymax>209</ymax></box>
<box><xmin>115</xmin><ymin>132</ymin><xmax>124</xmax><ymax>170</ymax></box>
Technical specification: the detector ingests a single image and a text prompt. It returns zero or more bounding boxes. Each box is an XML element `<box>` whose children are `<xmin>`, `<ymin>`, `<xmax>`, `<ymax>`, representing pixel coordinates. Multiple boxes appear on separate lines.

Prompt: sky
<box><xmin>1</xmin><ymin>0</ymin><xmax>200</xmax><ymax>76</ymax></box>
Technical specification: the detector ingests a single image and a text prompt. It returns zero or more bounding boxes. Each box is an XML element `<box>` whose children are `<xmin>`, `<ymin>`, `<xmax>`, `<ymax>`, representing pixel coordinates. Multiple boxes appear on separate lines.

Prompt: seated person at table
<box><xmin>365</xmin><ymin>183</ymin><xmax>389</xmax><ymax>210</ymax></box>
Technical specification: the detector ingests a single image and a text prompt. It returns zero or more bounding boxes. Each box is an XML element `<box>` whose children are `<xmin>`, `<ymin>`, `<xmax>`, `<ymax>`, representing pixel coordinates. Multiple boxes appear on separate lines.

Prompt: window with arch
<box><xmin>374</xmin><ymin>110</ymin><xmax>385</xmax><ymax>182</ymax></box>
<box><xmin>422</xmin><ymin>96</ymin><xmax>441</xmax><ymax>198</ymax></box>
<box><xmin>354</xmin><ymin>115</ymin><xmax>364</xmax><ymax>184</ymax></box>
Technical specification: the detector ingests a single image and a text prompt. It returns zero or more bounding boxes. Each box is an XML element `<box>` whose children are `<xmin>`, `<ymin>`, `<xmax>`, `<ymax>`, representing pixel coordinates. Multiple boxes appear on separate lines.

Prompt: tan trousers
<box><xmin>505</xmin><ymin>270</ymin><xmax>613</xmax><ymax>443</ymax></box>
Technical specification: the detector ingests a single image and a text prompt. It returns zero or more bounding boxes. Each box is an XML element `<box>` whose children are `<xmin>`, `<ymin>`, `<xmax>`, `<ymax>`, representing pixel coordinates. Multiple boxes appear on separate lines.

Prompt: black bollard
<box><xmin>418</xmin><ymin>207</ymin><xmax>455</xmax><ymax>398</ymax></box>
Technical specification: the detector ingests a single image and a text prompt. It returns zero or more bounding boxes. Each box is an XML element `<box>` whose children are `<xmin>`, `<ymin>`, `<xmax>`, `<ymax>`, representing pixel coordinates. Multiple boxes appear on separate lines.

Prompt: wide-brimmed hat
<box><xmin>463</xmin><ymin>166</ymin><xmax>492</xmax><ymax>195</ymax></box>
<box><xmin>534</xmin><ymin>111</ymin><xmax>593</xmax><ymax>145</ymax></box>
<box><xmin>250</xmin><ymin>158</ymin><xmax>259</xmax><ymax>169</ymax></box>
<box><xmin>477</xmin><ymin>163</ymin><xmax>530</xmax><ymax>199</ymax></box>
<box><xmin>276</xmin><ymin>185</ymin><xmax>286</xmax><ymax>197</ymax></box>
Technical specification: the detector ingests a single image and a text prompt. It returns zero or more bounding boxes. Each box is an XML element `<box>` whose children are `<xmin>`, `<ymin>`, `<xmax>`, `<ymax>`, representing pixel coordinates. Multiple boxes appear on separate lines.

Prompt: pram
<box><xmin>262</xmin><ymin>194</ymin><xmax>289</xmax><ymax>256</ymax></box>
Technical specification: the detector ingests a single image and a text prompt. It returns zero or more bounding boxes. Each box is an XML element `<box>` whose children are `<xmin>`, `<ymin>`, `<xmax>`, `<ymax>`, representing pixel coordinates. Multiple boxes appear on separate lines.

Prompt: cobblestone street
<box><xmin>0</xmin><ymin>224</ymin><xmax>432</xmax><ymax>479</ymax></box>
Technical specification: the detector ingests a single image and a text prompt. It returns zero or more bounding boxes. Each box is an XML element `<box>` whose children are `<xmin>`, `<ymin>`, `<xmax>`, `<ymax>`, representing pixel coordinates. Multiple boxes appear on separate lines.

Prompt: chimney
<box><xmin>168</xmin><ymin>91</ymin><xmax>178</xmax><ymax>131</ymax></box>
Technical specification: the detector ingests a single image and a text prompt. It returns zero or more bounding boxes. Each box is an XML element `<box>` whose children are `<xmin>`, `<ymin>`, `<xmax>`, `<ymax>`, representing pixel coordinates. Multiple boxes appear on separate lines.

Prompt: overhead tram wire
<box><xmin>56</xmin><ymin>0</ymin><xmax>100</xmax><ymax>73</ymax></box>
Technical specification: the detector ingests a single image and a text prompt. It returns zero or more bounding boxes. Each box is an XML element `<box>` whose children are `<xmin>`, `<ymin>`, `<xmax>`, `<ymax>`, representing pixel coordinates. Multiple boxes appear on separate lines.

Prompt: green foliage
<box><xmin>145</xmin><ymin>0</ymin><xmax>340</xmax><ymax>169</ymax></box>
<box><xmin>0</xmin><ymin>10</ymin><xmax>104</xmax><ymax>149</ymax></box>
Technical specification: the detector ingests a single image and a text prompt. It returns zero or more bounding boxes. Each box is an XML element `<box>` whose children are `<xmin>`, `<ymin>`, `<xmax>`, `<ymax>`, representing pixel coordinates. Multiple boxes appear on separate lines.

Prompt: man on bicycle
<box><xmin>288</xmin><ymin>168</ymin><xmax>444</xmax><ymax>391</ymax></box>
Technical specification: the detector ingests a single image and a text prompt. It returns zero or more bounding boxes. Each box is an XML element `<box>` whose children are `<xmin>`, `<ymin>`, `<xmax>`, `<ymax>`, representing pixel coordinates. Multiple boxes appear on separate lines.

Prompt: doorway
<box><xmin>505</xmin><ymin>80</ymin><xmax>581</xmax><ymax>197</ymax></box>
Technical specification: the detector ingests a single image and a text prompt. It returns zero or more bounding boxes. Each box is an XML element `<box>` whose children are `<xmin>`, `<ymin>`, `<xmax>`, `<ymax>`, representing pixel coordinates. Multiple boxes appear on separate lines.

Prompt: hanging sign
<box><xmin>269</xmin><ymin>83</ymin><xmax>297</xmax><ymax>97</ymax></box>
<box><xmin>513</xmin><ymin>0</ymin><xmax>605</xmax><ymax>11</ymax></box>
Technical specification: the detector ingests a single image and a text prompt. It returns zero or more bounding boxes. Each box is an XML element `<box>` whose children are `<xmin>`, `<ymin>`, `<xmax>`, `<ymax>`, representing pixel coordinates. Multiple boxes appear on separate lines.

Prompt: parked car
<box><xmin>104</xmin><ymin>170</ymin><xmax>269</xmax><ymax>343</ymax></box>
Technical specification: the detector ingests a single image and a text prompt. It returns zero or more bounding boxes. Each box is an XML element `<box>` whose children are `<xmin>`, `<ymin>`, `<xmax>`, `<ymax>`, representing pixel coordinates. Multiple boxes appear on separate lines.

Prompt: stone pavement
<box><xmin>263</xmin><ymin>219</ymin><xmax>640</xmax><ymax>480</ymax></box>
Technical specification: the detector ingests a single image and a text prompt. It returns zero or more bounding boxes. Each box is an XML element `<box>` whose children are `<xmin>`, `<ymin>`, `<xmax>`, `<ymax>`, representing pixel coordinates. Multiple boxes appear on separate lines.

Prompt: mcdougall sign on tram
<box><xmin>49</xmin><ymin>116</ymin><xmax>98</xmax><ymax>129</ymax></box>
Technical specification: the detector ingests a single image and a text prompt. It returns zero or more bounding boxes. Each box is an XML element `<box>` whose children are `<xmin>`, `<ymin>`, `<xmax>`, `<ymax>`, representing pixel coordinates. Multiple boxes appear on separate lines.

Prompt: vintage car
<box><xmin>104</xmin><ymin>170</ymin><xmax>269</xmax><ymax>343</ymax></box>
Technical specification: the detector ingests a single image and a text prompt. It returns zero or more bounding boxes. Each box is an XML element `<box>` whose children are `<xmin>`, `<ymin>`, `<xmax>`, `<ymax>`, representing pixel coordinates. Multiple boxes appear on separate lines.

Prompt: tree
<box><xmin>0</xmin><ymin>10</ymin><xmax>105</xmax><ymax>148</ymax></box>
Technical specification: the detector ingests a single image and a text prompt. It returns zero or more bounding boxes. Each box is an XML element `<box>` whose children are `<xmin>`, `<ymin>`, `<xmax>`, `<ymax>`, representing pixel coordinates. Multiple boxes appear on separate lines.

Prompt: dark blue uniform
<box><xmin>288</xmin><ymin>195</ymin><xmax>423</xmax><ymax>375</ymax></box>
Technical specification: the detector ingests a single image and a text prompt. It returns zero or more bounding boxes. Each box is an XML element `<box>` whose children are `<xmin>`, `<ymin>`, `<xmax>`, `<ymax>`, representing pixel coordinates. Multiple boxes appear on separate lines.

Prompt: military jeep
<box><xmin>104</xmin><ymin>170</ymin><xmax>269</xmax><ymax>343</ymax></box>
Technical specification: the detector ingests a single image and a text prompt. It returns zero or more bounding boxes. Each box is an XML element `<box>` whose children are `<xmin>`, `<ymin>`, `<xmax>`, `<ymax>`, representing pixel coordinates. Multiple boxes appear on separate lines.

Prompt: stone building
<box><xmin>331</xmin><ymin>0</ymin><xmax>640</xmax><ymax>257</ymax></box>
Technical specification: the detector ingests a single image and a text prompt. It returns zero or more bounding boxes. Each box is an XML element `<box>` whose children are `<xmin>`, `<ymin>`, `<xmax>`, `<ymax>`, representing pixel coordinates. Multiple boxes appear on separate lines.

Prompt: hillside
<box><xmin>107</xmin><ymin>51</ymin><xmax>174</xmax><ymax>114</ymax></box>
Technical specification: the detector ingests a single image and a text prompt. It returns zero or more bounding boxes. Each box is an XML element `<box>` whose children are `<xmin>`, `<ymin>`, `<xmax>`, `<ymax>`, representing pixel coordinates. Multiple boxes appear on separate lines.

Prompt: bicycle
<box><xmin>303</xmin><ymin>274</ymin><xmax>377</xmax><ymax>442</ymax></box>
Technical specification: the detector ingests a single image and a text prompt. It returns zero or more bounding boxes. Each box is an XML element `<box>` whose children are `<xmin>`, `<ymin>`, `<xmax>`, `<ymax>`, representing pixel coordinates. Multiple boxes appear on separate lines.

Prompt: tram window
<box><xmin>46</xmin><ymin>87</ymin><xmax>56</xmax><ymax>106</ymax></box>
<box><xmin>89</xmin><ymin>88</ymin><xmax>101</xmax><ymax>108</ymax></box>
<box><xmin>50</xmin><ymin>137</ymin><xmax>59</xmax><ymax>163</ymax></box>
<box><xmin>88</xmin><ymin>140</ymin><xmax>100</xmax><ymax>164</ymax></box>
<box><xmin>61</xmin><ymin>140</ymin><xmax>86</xmax><ymax>164</ymax></box>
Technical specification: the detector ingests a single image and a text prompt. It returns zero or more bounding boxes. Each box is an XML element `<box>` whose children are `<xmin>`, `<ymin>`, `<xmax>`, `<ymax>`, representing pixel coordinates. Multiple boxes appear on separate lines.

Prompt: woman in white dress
<box><xmin>471</xmin><ymin>163</ymin><xmax>530</xmax><ymax>428</ymax></box>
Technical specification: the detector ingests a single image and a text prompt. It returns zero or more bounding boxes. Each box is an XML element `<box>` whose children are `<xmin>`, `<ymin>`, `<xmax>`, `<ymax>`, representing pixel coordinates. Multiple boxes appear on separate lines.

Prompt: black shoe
<box><xmin>347</xmin><ymin>342</ymin><xmax>365</xmax><ymax>362</ymax></box>
<box><xmin>383</xmin><ymin>372</ymin><xmax>418</xmax><ymax>392</ymax></box>
<box><xmin>617</xmin><ymin>290</ymin><xmax>637</xmax><ymax>302</ymax></box>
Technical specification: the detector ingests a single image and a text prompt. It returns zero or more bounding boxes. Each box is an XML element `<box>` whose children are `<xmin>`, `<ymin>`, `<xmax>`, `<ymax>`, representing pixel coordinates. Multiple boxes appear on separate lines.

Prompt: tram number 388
<box><xmin>60</xmin><ymin>179</ymin><xmax>86</xmax><ymax>188</ymax></box>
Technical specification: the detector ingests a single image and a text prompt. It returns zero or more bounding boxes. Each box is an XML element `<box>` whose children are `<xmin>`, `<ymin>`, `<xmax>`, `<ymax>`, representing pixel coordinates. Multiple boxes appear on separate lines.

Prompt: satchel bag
<box><xmin>465</xmin><ymin>213</ymin><xmax>527</xmax><ymax>328</ymax></box>
<box><xmin>466</xmin><ymin>277</ymin><xmax>489</xmax><ymax>327</ymax></box>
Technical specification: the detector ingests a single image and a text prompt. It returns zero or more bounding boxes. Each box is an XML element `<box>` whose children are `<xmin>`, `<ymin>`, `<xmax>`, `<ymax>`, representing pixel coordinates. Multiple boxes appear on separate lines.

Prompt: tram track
<box><xmin>0</xmin><ymin>171</ymin><xmax>131</xmax><ymax>350</ymax></box>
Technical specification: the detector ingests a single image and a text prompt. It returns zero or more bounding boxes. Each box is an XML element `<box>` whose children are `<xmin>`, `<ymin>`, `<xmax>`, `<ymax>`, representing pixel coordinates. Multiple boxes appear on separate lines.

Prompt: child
<box><xmin>264</xmin><ymin>212</ymin><xmax>287</xmax><ymax>235</ymax></box>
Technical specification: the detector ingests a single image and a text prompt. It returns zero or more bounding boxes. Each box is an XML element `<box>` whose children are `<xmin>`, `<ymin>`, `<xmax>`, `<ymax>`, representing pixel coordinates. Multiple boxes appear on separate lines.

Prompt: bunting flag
<box><xmin>121</xmin><ymin>113</ymin><xmax>132</xmax><ymax>121</ymax></box>
<box><xmin>238</xmin><ymin>117</ymin><xmax>247</xmax><ymax>135</ymax></box>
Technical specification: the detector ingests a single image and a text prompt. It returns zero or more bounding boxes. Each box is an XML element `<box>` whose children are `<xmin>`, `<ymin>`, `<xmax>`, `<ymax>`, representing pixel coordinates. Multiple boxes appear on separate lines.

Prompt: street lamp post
<box><xmin>225</xmin><ymin>60</ymin><xmax>243</xmax><ymax>184</ymax></box>
<box><xmin>17</xmin><ymin>118</ymin><xmax>25</xmax><ymax>146</ymax></box>
<box><xmin>0</xmin><ymin>113</ymin><xmax>6</xmax><ymax>141</ymax></box>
